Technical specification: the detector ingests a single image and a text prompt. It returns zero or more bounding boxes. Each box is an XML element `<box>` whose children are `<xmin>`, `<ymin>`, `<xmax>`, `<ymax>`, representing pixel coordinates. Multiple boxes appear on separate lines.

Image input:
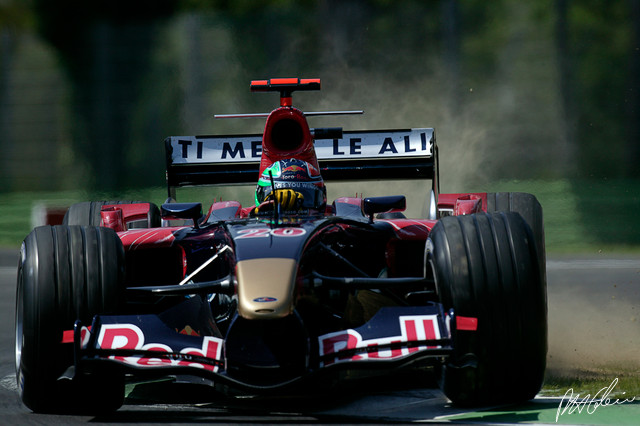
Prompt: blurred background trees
<box><xmin>0</xmin><ymin>0</ymin><xmax>638</xmax><ymax>193</ymax></box>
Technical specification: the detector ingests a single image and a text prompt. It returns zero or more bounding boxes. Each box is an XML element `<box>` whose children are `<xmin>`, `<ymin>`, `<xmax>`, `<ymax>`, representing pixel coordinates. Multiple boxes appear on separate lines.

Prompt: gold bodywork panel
<box><xmin>236</xmin><ymin>258</ymin><xmax>298</xmax><ymax>319</ymax></box>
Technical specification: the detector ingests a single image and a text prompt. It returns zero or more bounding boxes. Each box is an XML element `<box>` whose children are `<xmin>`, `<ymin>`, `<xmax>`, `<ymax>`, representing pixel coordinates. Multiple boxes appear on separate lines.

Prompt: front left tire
<box><xmin>428</xmin><ymin>212</ymin><xmax>547</xmax><ymax>406</ymax></box>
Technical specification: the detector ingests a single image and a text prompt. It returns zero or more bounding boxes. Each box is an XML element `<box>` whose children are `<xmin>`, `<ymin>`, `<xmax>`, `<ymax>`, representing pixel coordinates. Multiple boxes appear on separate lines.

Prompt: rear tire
<box><xmin>427</xmin><ymin>212</ymin><xmax>547</xmax><ymax>406</ymax></box>
<box><xmin>64</xmin><ymin>200</ymin><xmax>160</xmax><ymax>228</ymax></box>
<box><xmin>15</xmin><ymin>225</ymin><xmax>126</xmax><ymax>413</ymax></box>
<box><xmin>486</xmin><ymin>192</ymin><xmax>545</xmax><ymax>278</ymax></box>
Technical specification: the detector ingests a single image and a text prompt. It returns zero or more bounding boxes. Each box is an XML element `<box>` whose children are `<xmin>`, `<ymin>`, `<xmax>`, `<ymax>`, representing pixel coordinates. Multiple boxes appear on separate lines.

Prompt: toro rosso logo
<box><xmin>97</xmin><ymin>324</ymin><xmax>223</xmax><ymax>372</ymax></box>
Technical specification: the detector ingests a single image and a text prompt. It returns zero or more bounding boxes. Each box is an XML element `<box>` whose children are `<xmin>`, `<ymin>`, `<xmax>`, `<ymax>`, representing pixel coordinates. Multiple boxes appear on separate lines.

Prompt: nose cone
<box><xmin>236</xmin><ymin>258</ymin><xmax>298</xmax><ymax>319</ymax></box>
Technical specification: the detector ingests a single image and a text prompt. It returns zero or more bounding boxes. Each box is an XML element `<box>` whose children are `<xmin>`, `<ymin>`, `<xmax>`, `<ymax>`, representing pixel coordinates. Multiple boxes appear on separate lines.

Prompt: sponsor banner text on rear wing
<box><xmin>165</xmin><ymin>128</ymin><xmax>436</xmax><ymax>190</ymax></box>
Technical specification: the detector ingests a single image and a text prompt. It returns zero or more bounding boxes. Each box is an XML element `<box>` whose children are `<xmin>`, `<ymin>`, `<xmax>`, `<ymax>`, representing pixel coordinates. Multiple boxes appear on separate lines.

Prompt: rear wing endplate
<box><xmin>165</xmin><ymin>128</ymin><xmax>437</xmax><ymax>198</ymax></box>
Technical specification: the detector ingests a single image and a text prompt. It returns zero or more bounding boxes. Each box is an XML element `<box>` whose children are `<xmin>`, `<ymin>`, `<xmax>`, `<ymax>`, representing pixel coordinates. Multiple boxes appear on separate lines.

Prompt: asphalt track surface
<box><xmin>0</xmin><ymin>248</ymin><xmax>639</xmax><ymax>424</ymax></box>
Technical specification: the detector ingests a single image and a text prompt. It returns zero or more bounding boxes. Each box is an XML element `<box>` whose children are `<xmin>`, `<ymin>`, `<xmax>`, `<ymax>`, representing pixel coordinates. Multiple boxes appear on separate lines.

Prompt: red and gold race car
<box><xmin>15</xmin><ymin>78</ymin><xmax>547</xmax><ymax>413</ymax></box>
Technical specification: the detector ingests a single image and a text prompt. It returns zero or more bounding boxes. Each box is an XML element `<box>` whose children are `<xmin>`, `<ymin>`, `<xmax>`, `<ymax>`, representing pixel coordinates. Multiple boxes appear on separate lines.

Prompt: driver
<box><xmin>254</xmin><ymin>158</ymin><xmax>327</xmax><ymax>215</ymax></box>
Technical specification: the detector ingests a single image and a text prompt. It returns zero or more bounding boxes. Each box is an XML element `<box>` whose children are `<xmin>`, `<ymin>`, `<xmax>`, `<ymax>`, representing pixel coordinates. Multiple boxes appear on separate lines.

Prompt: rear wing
<box><xmin>165</xmin><ymin>128</ymin><xmax>438</xmax><ymax>199</ymax></box>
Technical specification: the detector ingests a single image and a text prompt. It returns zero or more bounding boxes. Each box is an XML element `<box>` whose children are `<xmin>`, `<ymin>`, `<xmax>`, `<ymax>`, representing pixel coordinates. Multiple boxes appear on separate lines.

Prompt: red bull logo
<box><xmin>96</xmin><ymin>323</ymin><xmax>223</xmax><ymax>372</ymax></box>
<box><xmin>284</xmin><ymin>165</ymin><xmax>304</xmax><ymax>173</ymax></box>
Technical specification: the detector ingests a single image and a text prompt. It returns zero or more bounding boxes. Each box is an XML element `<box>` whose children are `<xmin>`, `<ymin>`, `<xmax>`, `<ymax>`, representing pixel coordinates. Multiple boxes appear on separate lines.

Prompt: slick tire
<box><xmin>63</xmin><ymin>200</ymin><xmax>161</xmax><ymax>228</ymax></box>
<box><xmin>15</xmin><ymin>225</ymin><xmax>126</xmax><ymax>413</ymax></box>
<box><xmin>427</xmin><ymin>212</ymin><xmax>547</xmax><ymax>406</ymax></box>
<box><xmin>486</xmin><ymin>192</ymin><xmax>545</xmax><ymax>278</ymax></box>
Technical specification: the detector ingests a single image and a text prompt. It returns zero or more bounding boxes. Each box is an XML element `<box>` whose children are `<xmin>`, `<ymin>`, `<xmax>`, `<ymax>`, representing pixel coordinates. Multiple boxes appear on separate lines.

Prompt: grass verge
<box><xmin>1</xmin><ymin>179</ymin><xmax>639</xmax><ymax>252</ymax></box>
<box><xmin>542</xmin><ymin>367</ymin><xmax>640</xmax><ymax>399</ymax></box>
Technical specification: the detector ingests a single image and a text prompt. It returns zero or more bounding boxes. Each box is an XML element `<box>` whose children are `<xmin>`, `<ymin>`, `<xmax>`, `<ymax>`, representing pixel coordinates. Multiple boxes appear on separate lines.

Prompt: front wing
<box><xmin>67</xmin><ymin>302</ymin><xmax>460</xmax><ymax>392</ymax></box>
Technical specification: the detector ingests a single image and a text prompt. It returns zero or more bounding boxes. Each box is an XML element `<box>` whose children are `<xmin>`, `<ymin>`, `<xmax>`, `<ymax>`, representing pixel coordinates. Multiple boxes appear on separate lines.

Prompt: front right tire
<box><xmin>16</xmin><ymin>225</ymin><xmax>126</xmax><ymax>413</ymax></box>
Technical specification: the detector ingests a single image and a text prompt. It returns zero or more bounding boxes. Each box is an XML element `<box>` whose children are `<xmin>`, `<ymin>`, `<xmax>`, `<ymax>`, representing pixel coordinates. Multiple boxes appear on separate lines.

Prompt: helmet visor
<box><xmin>258</xmin><ymin>182</ymin><xmax>325</xmax><ymax>210</ymax></box>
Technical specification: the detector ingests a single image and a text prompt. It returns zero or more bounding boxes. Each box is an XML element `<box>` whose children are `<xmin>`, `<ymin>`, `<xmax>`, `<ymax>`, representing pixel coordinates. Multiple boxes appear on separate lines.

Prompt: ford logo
<box><xmin>253</xmin><ymin>297</ymin><xmax>277</xmax><ymax>303</ymax></box>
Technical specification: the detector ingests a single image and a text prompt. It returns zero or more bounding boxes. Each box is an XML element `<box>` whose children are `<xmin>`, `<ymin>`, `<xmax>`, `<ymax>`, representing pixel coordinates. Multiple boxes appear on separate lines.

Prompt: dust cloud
<box><xmin>546</xmin><ymin>262</ymin><xmax>640</xmax><ymax>378</ymax></box>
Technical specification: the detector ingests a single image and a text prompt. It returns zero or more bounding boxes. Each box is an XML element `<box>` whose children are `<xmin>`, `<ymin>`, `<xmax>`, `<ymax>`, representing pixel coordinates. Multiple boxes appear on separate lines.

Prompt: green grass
<box><xmin>0</xmin><ymin>185</ymin><xmax>255</xmax><ymax>248</ymax></box>
<box><xmin>1</xmin><ymin>179</ymin><xmax>639</xmax><ymax>252</ymax></box>
<box><xmin>0</xmin><ymin>188</ymin><xmax>154</xmax><ymax>248</ymax></box>
<box><xmin>465</xmin><ymin>178</ymin><xmax>640</xmax><ymax>254</ymax></box>
<box><xmin>542</xmin><ymin>368</ymin><xmax>640</xmax><ymax>399</ymax></box>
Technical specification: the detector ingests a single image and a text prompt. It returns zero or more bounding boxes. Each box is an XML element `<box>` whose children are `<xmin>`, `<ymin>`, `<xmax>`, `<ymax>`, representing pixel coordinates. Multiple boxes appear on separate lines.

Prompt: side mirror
<box><xmin>362</xmin><ymin>195</ymin><xmax>406</xmax><ymax>222</ymax></box>
<box><xmin>161</xmin><ymin>202</ymin><xmax>203</xmax><ymax>228</ymax></box>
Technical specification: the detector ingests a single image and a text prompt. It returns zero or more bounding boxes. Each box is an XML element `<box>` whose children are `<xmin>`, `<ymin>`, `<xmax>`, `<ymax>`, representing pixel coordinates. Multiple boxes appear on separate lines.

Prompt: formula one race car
<box><xmin>15</xmin><ymin>78</ymin><xmax>547</xmax><ymax>413</ymax></box>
